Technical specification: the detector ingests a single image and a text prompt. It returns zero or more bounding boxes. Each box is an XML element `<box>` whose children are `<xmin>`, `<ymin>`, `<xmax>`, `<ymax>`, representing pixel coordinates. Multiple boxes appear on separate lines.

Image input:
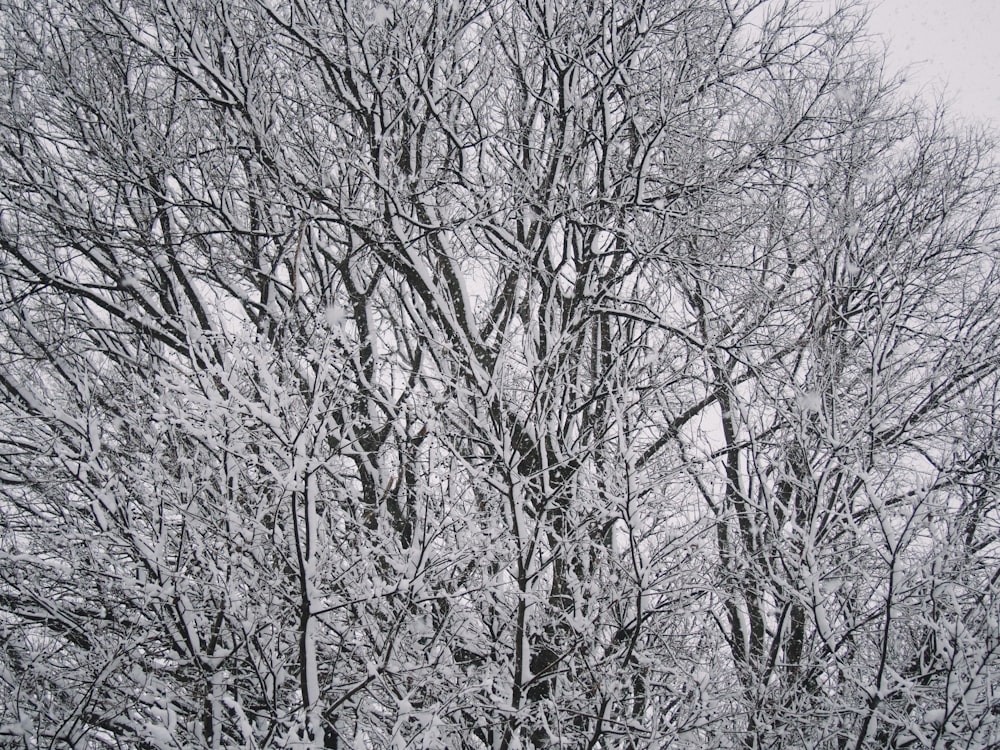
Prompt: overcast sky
<box><xmin>859</xmin><ymin>0</ymin><xmax>1000</xmax><ymax>128</ymax></box>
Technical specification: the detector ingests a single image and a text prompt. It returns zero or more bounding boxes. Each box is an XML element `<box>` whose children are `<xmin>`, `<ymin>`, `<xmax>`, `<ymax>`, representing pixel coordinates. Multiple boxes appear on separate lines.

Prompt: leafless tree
<box><xmin>1</xmin><ymin>0</ymin><xmax>998</xmax><ymax>748</ymax></box>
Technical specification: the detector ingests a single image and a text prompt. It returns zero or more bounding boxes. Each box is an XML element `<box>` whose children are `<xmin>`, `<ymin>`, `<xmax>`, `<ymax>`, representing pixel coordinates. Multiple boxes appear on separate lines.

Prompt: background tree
<box><xmin>1</xmin><ymin>0</ymin><xmax>998</xmax><ymax>748</ymax></box>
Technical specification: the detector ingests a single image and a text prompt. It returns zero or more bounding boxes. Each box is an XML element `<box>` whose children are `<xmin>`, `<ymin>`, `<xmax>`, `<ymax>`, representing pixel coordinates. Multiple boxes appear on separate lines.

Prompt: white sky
<box><xmin>858</xmin><ymin>0</ymin><xmax>1000</xmax><ymax>129</ymax></box>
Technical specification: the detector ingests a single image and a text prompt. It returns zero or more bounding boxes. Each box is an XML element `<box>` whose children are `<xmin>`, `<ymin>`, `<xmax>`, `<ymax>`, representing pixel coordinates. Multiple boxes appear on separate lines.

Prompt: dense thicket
<box><xmin>1</xmin><ymin>0</ymin><xmax>998</xmax><ymax>747</ymax></box>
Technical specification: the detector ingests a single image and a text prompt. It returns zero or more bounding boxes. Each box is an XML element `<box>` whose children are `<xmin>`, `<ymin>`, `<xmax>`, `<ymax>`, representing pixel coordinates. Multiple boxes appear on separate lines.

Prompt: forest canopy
<box><xmin>1</xmin><ymin>0</ymin><xmax>998</xmax><ymax>748</ymax></box>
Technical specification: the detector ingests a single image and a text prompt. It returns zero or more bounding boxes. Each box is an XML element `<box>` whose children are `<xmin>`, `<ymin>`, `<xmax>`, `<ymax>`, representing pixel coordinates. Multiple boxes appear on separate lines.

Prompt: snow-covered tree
<box><xmin>1</xmin><ymin>0</ymin><xmax>998</xmax><ymax>748</ymax></box>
